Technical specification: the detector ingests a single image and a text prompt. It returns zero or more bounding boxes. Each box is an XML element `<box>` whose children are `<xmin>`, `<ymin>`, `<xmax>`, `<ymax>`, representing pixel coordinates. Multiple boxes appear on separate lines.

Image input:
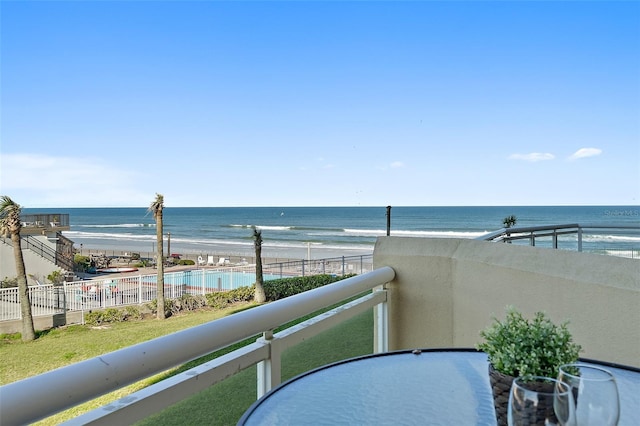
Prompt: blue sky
<box><xmin>1</xmin><ymin>1</ymin><xmax>639</xmax><ymax>208</ymax></box>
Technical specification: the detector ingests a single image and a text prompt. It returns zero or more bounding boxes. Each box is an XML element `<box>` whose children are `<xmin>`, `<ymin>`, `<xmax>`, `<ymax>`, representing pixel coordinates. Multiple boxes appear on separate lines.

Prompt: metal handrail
<box><xmin>0</xmin><ymin>266</ymin><xmax>395</xmax><ymax>425</ymax></box>
<box><xmin>477</xmin><ymin>223</ymin><xmax>639</xmax><ymax>252</ymax></box>
<box><xmin>21</xmin><ymin>234</ymin><xmax>75</xmax><ymax>271</ymax></box>
<box><xmin>20</xmin><ymin>213</ymin><xmax>70</xmax><ymax>228</ymax></box>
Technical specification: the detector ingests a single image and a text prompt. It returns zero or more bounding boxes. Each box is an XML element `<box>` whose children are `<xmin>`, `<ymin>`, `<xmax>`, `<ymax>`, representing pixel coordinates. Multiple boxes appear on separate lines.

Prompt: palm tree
<box><xmin>502</xmin><ymin>215</ymin><xmax>517</xmax><ymax>229</ymax></box>
<box><xmin>0</xmin><ymin>196</ymin><xmax>36</xmax><ymax>341</ymax></box>
<box><xmin>148</xmin><ymin>194</ymin><xmax>166</xmax><ymax>319</ymax></box>
<box><xmin>252</xmin><ymin>226</ymin><xmax>266</xmax><ymax>303</ymax></box>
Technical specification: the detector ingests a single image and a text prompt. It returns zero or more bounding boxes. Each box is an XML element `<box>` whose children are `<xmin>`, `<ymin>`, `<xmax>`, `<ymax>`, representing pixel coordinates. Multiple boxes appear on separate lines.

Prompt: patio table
<box><xmin>239</xmin><ymin>349</ymin><xmax>639</xmax><ymax>425</ymax></box>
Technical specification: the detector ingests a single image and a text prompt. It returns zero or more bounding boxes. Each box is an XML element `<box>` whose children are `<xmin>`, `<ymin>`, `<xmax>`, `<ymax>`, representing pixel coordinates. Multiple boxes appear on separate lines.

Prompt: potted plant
<box><xmin>476</xmin><ymin>306</ymin><xmax>582</xmax><ymax>426</ymax></box>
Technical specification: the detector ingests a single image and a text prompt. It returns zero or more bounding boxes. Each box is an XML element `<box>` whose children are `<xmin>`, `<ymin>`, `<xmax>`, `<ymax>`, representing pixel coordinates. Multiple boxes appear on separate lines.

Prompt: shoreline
<box><xmin>72</xmin><ymin>237</ymin><xmax>374</xmax><ymax>264</ymax></box>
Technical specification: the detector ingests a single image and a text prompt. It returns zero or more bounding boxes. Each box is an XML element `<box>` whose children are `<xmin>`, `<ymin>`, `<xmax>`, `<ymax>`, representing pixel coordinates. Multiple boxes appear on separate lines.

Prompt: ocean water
<box><xmin>23</xmin><ymin>206</ymin><xmax>640</xmax><ymax>259</ymax></box>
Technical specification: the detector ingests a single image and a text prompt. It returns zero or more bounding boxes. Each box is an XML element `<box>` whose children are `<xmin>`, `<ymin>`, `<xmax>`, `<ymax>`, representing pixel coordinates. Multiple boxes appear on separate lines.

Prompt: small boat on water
<box><xmin>97</xmin><ymin>267</ymin><xmax>139</xmax><ymax>274</ymax></box>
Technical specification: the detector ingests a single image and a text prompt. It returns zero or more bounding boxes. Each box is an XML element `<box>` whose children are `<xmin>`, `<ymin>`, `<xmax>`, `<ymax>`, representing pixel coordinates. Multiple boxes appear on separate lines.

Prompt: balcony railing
<box><xmin>477</xmin><ymin>223</ymin><xmax>640</xmax><ymax>257</ymax></box>
<box><xmin>0</xmin><ymin>267</ymin><xmax>395</xmax><ymax>425</ymax></box>
<box><xmin>2</xmin><ymin>233</ymin><xmax>638</xmax><ymax>424</ymax></box>
<box><xmin>19</xmin><ymin>213</ymin><xmax>70</xmax><ymax>231</ymax></box>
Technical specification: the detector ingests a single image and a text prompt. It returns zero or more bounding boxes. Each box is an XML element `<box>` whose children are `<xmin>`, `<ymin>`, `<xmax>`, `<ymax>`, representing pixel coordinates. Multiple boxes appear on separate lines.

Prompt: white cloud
<box><xmin>377</xmin><ymin>161</ymin><xmax>406</xmax><ymax>171</ymax></box>
<box><xmin>508</xmin><ymin>153</ymin><xmax>555</xmax><ymax>162</ymax></box>
<box><xmin>568</xmin><ymin>148</ymin><xmax>602</xmax><ymax>160</ymax></box>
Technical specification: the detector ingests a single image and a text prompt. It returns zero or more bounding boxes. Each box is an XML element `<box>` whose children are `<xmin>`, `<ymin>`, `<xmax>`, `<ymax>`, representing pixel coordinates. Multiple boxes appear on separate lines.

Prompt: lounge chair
<box><xmin>197</xmin><ymin>256</ymin><xmax>206</xmax><ymax>266</ymax></box>
<box><xmin>207</xmin><ymin>255</ymin><xmax>215</xmax><ymax>266</ymax></box>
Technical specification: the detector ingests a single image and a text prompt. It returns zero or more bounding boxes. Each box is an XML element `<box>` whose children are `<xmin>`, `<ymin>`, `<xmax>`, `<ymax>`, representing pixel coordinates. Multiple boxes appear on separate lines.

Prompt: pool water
<box><xmin>161</xmin><ymin>269</ymin><xmax>282</xmax><ymax>291</ymax></box>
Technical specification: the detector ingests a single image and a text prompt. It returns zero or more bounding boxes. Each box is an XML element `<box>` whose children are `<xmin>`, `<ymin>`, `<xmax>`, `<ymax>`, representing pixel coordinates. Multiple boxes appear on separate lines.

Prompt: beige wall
<box><xmin>373</xmin><ymin>237</ymin><xmax>640</xmax><ymax>368</ymax></box>
<box><xmin>0</xmin><ymin>237</ymin><xmax>61</xmax><ymax>284</ymax></box>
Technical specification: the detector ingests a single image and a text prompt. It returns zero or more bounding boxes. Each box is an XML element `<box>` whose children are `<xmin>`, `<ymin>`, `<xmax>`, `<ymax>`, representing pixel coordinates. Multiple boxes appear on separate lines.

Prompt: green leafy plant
<box><xmin>84</xmin><ymin>306</ymin><xmax>143</xmax><ymax>326</ymax></box>
<box><xmin>502</xmin><ymin>215</ymin><xmax>517</xmax><ymax>228</ymax></box>
<box><xmin>206</xmin><ymin>286</ymin><xmax>255</xmax><ymax>309</ymax></box>
<box><xmin>169</xmin><ymin>294</ymin><xmax>207</xmax><ymax>314</ymax></box>
<box><xmin>74</xmin><ymin>254</ymin><xmax>91</xmax><ymax>272</ymax></box>
<box><xmin>133</xmin><ymin>259</ymin><xmax>152</xmax><ymax>268</ymax></box>
<box><xmin>146</xmin><ymin>299</ymin><xmax>173</xmax><ymax>318</ymax></box>
<box><xmin>47</xmin><ymin>270</ymin><xmax>65</xmax><ymax>285</ymax></box>
<box><xmin>476</xmin><ymin>306</ymin><xmax>581</xmax><ymax>378</ymax></box>
<box><xmin>263</xmin><ymin>274</ymin><xmax>354</xmax><ymax>301</ymax></box>
<box><xmin>1</xmin><ymin>277</ymin><xmax>18</xmax><ymax>288</ymax></box>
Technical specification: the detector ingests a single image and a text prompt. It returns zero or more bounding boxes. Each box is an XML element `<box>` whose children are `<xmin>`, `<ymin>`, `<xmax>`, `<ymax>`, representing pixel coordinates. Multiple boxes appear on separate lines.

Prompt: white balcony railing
<box><xmin>0</xmin><ymin>267</ymin><xmax>395</xmax><ymax>426</ymax></box>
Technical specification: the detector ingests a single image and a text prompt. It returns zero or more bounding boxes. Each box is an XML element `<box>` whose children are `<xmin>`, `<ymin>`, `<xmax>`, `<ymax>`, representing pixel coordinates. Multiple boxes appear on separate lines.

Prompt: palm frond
<box><xmin>0</xmin><ymin>195</ymin><xmax>22</xmax><ymax>236</ymax></box>
<box><xmin>148</xmin><ymin>193</ymin><xmax>164</xmax><ymax>219</ymax></box>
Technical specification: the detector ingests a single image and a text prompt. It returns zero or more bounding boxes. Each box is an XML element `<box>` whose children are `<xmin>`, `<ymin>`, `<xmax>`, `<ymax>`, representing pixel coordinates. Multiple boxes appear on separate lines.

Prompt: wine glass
<box><xmin>558</xmin><ymin>363</ymin><xmax>620</xmax><ymax>426</ymax></box>
<box><xmin>508</xmin><ymin>376</ymin><xmax>575</xmax><ymax>426</ymax></box>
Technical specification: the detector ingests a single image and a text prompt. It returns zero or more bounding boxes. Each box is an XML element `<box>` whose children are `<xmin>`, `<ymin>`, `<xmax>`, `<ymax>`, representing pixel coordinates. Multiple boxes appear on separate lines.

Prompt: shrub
<box><xmin>146</xmin><ymin>299</ymin><xmax>173</xmax><ymax>317</ymax></box>
<box><xmin>84</xmin><ymin>306</ymin><xmax>142</xmax><ymax>326</ymax></box>
<box><xmin>133</xmin><ymin>258</ymin><xmax>153</xmax><ymax>268</ymax></box>
<box><xmin>170</xmin><ymin>294</ymin><xmax>208</xmax><ymax>314</ymax></box>
<box><xmin>47</xmin><ymin>270</ymin><xmax>65</xmax><ymax>285</ymax></box>
<box><xmin>74</xmin><ymin>255</ymin><xmax>91</xmax><ymax>272</ymax></box>
<box><xmin>124</xmin><ymin>305</ymin><xmax>143</xmax><ymax>320</ymax></box>
<box><xmin>206</xmin><ymin>286</ymin><xmax>255</xmax><ymax>309</ymax></box>
<box><xmin>1</xmin><ymin>277</ymin><xmax>18</xmax><ymax>288</ymax></box>
<box><xmin>263</xmin><ymin>274</ymin><xmax>352</xmax><ymax>301</ymax></box>
<box><xmin>202</xmin><ymin>274</ymin><xmax>354</xmax><ymax>308</ymax></box>
<box><xmin>177</xmin><ymin>259</ymin><xmax>195</xmax><ymax>266</ymax></box>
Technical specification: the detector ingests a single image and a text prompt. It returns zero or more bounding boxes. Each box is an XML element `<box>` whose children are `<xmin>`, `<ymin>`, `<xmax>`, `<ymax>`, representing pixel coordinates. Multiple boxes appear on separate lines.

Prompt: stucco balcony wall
<box><xmin>373</xmin><ymin>237</ymin><xmax>640</xmax><ymax>367</ymax></box>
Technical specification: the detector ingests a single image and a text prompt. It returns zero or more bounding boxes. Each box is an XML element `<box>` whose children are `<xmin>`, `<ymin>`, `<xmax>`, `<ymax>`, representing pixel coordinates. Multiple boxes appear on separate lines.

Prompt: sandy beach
<box><xmin>76</xmin><ymin>236</ymin><xmax>373</xmax><ymax>266</ymax></box>
<box><xmin>78</xmin><ymin>247</ymin><xmax>370</xmax><ymax>266</ymax></box>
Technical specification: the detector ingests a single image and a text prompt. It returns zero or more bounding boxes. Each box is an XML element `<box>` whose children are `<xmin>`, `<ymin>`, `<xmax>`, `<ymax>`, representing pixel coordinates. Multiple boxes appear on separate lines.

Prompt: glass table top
<box><xmin>239</xmin><ymin>349</ymin><xmax>640</xmax><ymax>425</ymax></box>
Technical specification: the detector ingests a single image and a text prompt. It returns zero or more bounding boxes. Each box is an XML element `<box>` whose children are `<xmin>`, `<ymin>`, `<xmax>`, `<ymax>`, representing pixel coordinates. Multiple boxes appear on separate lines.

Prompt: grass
<box><xmin>138</xmin><ymin>309</ymin><xmax>373</xmax><ymax>426</ymax></box>
<box><xmin>1</xmin><ymin>299</ymin><xmax>374</xmax><ymax>425</ymax></box>
<box><xmin>0</xmin><ymin>304</ymin><xmax>258</xmax><ymax>384</ymax></box>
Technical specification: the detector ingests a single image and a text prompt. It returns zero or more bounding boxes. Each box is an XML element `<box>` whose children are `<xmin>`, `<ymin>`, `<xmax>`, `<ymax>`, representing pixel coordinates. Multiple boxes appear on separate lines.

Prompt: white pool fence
<box><xmin>0</xmin><ymin>255</ymin><xmax>373</xmax><ymax>322</ymax></box>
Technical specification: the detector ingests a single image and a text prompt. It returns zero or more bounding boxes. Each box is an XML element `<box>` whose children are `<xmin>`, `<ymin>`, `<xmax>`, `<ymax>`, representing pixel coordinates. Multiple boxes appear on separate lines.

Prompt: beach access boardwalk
<box><xmin>0</xmin><ymin>255</ymin><xmax>373</xmax><ymax>328</ymax></box>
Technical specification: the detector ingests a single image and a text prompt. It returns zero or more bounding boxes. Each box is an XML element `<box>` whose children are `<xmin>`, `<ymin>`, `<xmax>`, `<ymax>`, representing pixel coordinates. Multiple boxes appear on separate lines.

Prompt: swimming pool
<box><xmin>161</xmin><ymin>269</ymin><xmax>282</xmax><ymax>291</ymax></box>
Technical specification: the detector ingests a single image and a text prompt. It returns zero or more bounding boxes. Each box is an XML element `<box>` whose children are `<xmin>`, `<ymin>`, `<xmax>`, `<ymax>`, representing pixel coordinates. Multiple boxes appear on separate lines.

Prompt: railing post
<box><xmin>256</xmin><ymin>330</ymin><xmax>281</xmax><ymax>399</ymax></box>
<box><xmin>375</xmin><ymin>288</ymin><xmax>388</xmax><ymax>353</ymax></box>
<box><xmin>62</xmin><ymin>282</ymin><xmax>67</xmax><ymax>310</ymax></box>
<box><xmin>578</xmin><ymin>227</ymin><xmax>583</xmax><ymax>252</ymax></box>
<box><xmin>553</xmin><ymin>229</ymin><xmax>558</xmax><ymax>249</ymax></box>
<box><xmin>386</xmin><ymin>205</ymin><xmax>392</xmax><ymax>236</ymax></box>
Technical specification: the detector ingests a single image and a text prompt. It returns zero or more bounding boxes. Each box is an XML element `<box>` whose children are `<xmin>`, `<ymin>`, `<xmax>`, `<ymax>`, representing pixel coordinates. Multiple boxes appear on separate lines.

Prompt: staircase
<box><xmin>20</xmin><ymin>234</ymin><xmax>75</xmax><ymax>273</ymax></box>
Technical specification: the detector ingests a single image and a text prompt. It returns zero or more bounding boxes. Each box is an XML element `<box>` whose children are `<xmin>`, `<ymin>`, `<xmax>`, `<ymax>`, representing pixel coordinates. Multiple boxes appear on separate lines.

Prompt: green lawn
<box><xmin>1</xmin><ymin>304</ymin><xmax>259</xmax><ymax>385</ymax></box>
<box><xmin>139</xmin><ymin>309</ymin><xmax>373</xmax><ymax>426</ymax></box>
<box><xmin>2</xmin><ymin>302</ymin><xmax>374</xmax><ymax>425</ymax></box>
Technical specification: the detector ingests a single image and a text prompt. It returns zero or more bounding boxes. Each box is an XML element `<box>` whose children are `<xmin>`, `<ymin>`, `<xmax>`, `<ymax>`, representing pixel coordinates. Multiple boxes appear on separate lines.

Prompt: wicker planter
<box><xmin>488</xmin><ymin>363</ymin><xmax>515</xmax><ymax>426</ymax></box>
<box><xmin>489</xmin><ymin>364</ymin><xmax>558</xmax><ymax>426</ymax></box>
